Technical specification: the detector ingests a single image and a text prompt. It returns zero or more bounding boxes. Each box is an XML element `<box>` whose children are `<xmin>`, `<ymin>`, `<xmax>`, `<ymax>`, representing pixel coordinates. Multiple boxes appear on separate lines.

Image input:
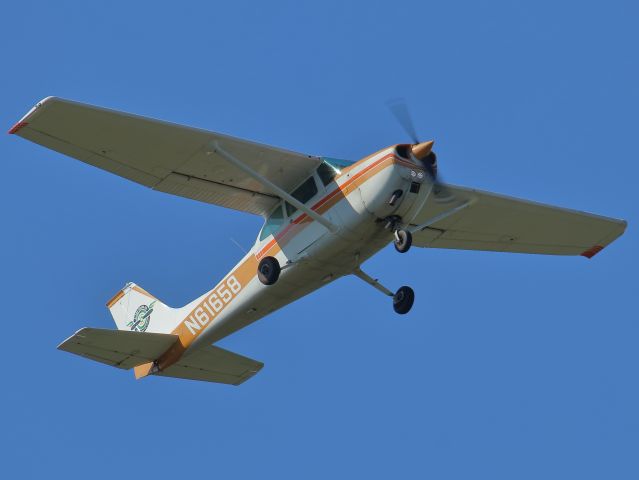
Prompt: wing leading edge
<box><xmin>10</xmin><ymin>96</ymin><xmax>322</xmax><ymax>216</ymax></box>
<box><xmin>410</xmin><ymin>186</ymin><xmax>626</xmax><ymax>257</ymax></box>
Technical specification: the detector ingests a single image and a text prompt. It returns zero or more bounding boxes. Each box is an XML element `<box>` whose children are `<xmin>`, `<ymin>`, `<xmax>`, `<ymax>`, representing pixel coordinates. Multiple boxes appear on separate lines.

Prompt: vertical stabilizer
<box><xmin>107</xmin><ymin>283</ymin><xmax>181</xmax><ymax>334</ymax></box>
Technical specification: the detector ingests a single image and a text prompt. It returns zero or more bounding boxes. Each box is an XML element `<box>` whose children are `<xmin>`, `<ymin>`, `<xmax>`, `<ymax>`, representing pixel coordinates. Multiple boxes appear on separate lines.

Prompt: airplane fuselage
<box><xmin>153</xmin><ymin>145</ymin><xmax>429</xmax><ymax>370</ymax></box>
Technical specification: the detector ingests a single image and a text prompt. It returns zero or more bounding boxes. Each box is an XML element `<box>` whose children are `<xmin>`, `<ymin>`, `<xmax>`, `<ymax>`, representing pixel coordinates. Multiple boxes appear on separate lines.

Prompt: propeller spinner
<box><xmin>386</xmin><ymin>99</ymin><xmax>451</xmax><ymax>200</ymax></box>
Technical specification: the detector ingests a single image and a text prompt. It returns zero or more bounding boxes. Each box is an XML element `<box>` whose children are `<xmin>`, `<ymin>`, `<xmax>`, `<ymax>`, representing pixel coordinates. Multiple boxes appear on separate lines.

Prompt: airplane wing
<box><xmin>10</xmin><ymin>96</ymin><xmax>322</xmax><ymax>216</ymax></box>
<box><xmin>157</xmin><ymin>344</ymin><xmax>263</xmax><ymax>385</ymax></box>
<box><xmin>410</xmin><ymin>185</ymin><xmax>626</xmax><ymax>257</ymax></box>
<box><xmin>58</xmin><ymin>327</ymin><xmax>178</xmax><ymax>370</ymax></box>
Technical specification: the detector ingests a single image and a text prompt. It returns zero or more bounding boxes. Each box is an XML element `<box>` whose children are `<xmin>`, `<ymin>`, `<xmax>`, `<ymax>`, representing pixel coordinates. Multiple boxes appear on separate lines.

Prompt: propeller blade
<box><xmin>386</xmin><ymin>99</ymin><xmax>456</xmax><ymax>203</ymax></box>
<box><xmin>386</xmin><ymin>98</ymin><xmax>419</xmax><ymax>144</ymax></box>
<box><xmin>414</xmin><ymin>146</ymin><xmax>455</xmax><ymax>203</ymax></box>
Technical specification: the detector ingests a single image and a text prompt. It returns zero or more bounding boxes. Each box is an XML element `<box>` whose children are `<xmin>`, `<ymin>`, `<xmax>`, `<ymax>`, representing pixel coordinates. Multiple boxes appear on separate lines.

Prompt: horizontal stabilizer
<box><xmin>58</xmin><ymin>327</ymin><xmax>178</xmax><ymax>370</ymax></box>
<box><xmin>157</xmin><ymin>344</ymin><xmax>263</xmax><ymax>385</ymax></box>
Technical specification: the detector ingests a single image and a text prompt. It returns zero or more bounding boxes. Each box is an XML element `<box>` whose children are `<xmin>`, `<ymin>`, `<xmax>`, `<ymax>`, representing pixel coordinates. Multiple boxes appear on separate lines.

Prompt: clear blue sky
<box><xmin>2</xmin><ymin>1</ymin><xmax>637</xmax><ymax>478</ymax></box>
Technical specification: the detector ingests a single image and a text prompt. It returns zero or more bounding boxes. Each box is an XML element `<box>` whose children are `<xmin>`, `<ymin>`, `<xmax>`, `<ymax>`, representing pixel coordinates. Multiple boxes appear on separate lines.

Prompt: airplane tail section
<box><xmin>58</xmin><ymin>327</ymin><xmax>178</xmax><ymax>370</ymax></box>
<box><xmin>106</xmin><ymin>282</ymin><xmax>181</xmax><ymax>334</ymax></box>
<box><xmin>157</xmin><ymin>344</ymin><xmax>263</xmax><ymax>385</ymax></box>
<box><xmin>58</xmin><ymin>328</ymin><xmax>263</xmax><ymax>385</ymax></box>
<box><xmin>57</xmin><ymin>282</ymin><xmax>264</xmax><ymax>385</ymax></box>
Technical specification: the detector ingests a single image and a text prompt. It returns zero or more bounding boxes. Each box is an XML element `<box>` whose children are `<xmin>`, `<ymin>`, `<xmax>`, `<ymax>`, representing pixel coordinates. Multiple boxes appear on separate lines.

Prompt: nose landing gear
<box><xmin>384</xmin><ymin>216</ymin><xmax>413</xmax><ymax>253</ymax></box>
<box><xmin>393</xmin><ymin>229</ymin><xmax>412</xmax><ymax>253</ymax></box>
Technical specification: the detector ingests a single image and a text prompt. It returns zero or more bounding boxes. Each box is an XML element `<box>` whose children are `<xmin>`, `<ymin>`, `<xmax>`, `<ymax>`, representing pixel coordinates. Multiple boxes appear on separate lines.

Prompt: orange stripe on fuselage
<box><xmin>135</xmin><ymin>253</ymin><xmax>259</xmax><ymax>378</ymax></box>
<box><xmin>256</xmin><ymin>151</ymin><xmax>400</xmax><ymax>260</ymax></box>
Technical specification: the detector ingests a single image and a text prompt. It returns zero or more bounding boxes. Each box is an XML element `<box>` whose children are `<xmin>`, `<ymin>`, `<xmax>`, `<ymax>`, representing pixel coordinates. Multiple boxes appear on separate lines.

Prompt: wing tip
<box><xmin>8</xmin><ymin>121</ymin><xmax>28</xmax><ymax>134</ymax></box>
<box><xmin>581</xmin><ymin>218</ymin><xmax>627</xmax><ymax>259</ymax></box>
<box><xmin>8</xmin><ymin>96</ymin><xmax>59</xmax><ymax>135</ymax></box>
<box><xmin>581</xmin><ymin>245</ymin><xmax>604</xmax><ymax>259</ymax></box>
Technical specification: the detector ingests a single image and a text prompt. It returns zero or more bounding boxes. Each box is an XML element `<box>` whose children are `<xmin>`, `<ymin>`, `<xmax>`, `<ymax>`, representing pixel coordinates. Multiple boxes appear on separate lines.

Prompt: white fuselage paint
<box><xmin>182</xmin><ymin>147</ymin><xmax>428</xmax><ymax>355</ymax></box>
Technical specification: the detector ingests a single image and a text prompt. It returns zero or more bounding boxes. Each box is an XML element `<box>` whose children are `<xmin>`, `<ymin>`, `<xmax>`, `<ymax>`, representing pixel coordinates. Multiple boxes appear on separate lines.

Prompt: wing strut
<box><xmin>212</xmin><ymin>142</ymin><xmax>339</xmax><ymax>233</ymax></box>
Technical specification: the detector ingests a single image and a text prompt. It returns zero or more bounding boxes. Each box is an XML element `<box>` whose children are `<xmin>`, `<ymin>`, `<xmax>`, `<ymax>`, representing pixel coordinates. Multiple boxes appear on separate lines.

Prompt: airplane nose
<box><xmin>411</xmin><ymin>140</ymin><xmax>434</xmax><ymax>160</ymax></box>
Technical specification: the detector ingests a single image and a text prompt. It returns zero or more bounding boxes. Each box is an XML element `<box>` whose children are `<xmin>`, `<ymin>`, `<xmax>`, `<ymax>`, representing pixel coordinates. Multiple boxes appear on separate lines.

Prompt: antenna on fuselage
<box><xmin>229</xmin><ymin>237</ymin><xmax>248</xmax><ymax>254</ymax></box>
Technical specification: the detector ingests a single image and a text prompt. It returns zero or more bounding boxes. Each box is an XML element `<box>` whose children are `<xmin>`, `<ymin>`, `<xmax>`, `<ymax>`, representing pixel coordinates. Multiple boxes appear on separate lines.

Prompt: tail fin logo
<box><xmin>127</xmin><ymin>301</ymin><xmax>156</xmax><ymax>332</ymax></box>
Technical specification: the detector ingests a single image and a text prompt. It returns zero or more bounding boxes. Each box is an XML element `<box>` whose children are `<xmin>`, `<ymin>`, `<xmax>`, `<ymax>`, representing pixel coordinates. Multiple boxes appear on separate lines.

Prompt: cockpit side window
<box><xmin>317</xmin><ymin>162</ymin><xmax>337</xmax><ymax>186</ymax></box>
<box><xmin>285</xmin><ymin>176</ymin><xmax>318</xmax><ymax>217</ymax></box>
<box><xmin>259</xmin><ymin>204</ymin><xmax>285</xmax><ymax>241</ymax></box>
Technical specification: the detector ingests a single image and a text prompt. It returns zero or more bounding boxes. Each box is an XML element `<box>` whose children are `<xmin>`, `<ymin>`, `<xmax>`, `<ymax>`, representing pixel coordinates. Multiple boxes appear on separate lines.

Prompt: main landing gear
<box><xmin>258</xmin><ymin>256</ymin><xmax>281</xmax><ymax>285</ymax></box>
<box><xmin>352</xmin><ymin>267</ymin><xmax>415</xmax><ymax>315</ymax></box>
<box><xmin>392</xmin><ymin>286</ymin><xmax>415</xmax><ymax>314</ymax></box>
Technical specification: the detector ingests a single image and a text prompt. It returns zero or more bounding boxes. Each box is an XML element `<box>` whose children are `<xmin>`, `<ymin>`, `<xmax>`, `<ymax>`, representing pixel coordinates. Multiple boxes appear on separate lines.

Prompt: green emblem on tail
<box><xmin>127</xmin><ymin>301</ymin><xmax>156</xmax><ymax>332</ymax></box>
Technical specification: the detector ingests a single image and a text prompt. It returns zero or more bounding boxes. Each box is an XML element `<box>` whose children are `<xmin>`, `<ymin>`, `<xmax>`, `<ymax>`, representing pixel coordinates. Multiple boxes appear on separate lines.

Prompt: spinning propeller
<box><xmin>386</xmin><ymin>99</ymin><xmax>453</xmax><ymax>200</ymax></box>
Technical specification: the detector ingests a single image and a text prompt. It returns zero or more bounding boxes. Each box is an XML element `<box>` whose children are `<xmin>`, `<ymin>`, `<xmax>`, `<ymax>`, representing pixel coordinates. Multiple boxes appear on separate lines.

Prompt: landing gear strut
<box><xmin>258</xmin><ymin>256</ymin><xmax>281</xmax><ymax>285</ymax></box>
<box><xmin>352</xmin><ymin>267</ymin><xmax>415</xmax><ymax>315</ymax></box>
<box><xmin>384</xmin><ymin>216</ymin><xmax>413</xmax><ymax>254</ymax></box>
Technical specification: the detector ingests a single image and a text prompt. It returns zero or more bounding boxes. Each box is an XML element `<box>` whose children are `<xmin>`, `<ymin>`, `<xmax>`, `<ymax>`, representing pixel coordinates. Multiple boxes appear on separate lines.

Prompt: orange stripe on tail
<box><xmin>134</xmin><ymin>362</ymin><xmax>155</xmax><ymax>379</ymax></box>
<box><xmin>106</xmin><ymin>289</ymin><xmax>125</xmax><ymax>308</ymax></box>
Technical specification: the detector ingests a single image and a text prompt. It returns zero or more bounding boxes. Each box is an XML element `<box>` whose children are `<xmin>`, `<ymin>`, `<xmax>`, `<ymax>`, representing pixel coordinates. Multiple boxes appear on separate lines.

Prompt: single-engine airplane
<box><xmin>10</xmin><ymin>97</ymin><xmax>627</xmax><ymax>385</ymax></box>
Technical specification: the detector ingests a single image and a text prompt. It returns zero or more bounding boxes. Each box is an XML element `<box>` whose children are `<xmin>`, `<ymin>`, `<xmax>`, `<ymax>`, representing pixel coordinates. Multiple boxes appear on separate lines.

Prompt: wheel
<box><xmin>394</xmin><ymin>229</ymin><xmax>412</xmax><ymax>253</ymax></box>
<box><xmin>257</xmin><ymin>256</ymin><xmax>281</xmax><ymax>285</ymax></box>
<box><xmin>393</xmin><ymin>286</ymin><xmax>415</xmax><ymax>314</ymax></box>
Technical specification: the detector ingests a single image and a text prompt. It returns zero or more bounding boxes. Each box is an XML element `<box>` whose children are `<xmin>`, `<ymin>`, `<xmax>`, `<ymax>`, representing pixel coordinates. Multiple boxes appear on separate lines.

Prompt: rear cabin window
<box><xmin>285</xmin><ymin>176</ymin><xmax>318</xmax><ymax>217</ymax></box>
<box><xmin>317</xmin><ymin>162</ymin><xmax>337</xmax><ymax>186</ymax></box>
<box><xmin>259</xmin><ymin>205</ymin><xmax>285</xmax><ymax>241</ymax></box>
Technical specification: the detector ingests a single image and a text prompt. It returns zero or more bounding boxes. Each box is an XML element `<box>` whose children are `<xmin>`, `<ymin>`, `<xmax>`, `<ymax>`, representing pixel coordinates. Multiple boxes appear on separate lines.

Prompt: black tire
<box><xmin>257</xmin><ymin>256</ymin><xmax>281</xmax><ymax>285</ymax></box>
<box><xmin>393</xmin><ymin>286</ymin><xmax>415</xmax><ymax>314</ymax></box>
<box><xmin>394</xmin><ymin>229</ymin><xmax>412</xmax><ymax>253</ymax></box>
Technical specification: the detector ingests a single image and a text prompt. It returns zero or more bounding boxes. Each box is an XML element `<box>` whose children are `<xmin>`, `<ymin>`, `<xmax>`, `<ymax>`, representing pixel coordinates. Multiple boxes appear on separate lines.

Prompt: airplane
<box><xmin>9</xmin><ymin>96</ymin><xmax>627</xmax><ymax>385</ymax></box>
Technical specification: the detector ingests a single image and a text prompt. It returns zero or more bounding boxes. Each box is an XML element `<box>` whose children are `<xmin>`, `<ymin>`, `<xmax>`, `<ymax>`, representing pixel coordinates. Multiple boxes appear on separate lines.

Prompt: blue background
<box><xmin>1</xmin><ymin>1</ymin><xmax>637</xmax><ymax>478</ymax></box>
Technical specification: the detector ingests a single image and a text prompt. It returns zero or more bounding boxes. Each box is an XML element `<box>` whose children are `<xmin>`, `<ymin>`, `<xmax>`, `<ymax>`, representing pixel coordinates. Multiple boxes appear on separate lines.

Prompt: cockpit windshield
<box><xmin>259</xmin><ymin>204</ymin><xmax>285</xmax><ymax>241</ymax></box>
<box><xmin>321</xmin><ymin>157</ymin><xmax>353</xmax><ymax>171</ymax></box>
<box><xmin>285</xmin><ymin>176</ymin><xmax>318</xmax><ymax>217</ymax></box>
<box><xmin>317</xmin><ymin>162</ymin><xmax>337</xmax><ymax>186</ymax></box>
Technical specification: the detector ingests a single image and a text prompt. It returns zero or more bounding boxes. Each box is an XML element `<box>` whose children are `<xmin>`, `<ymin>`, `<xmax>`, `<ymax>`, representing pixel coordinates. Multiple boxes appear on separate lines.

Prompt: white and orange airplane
<box><xmin>10</xmin><ymin>97</ymin><xmax>626</xmax><ymax>385</ymax></box>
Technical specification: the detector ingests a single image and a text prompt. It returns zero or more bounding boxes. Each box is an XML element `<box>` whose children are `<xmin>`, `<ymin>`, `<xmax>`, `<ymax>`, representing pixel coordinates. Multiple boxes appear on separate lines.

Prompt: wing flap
<box><xmin>58</xmin><ymin>327</ymin><xmax>178</xmax><ymax>370</ymax></box>
<box><xmin>157</xmin><ymin>344</ymin><xmax>263</xmax><ymax>385</ymax></box>
<box><xmin>154</xmin><ymin>172</ymin><xmax>278</xmax><ymax>216</ymax></box>
<box><xmin>411</xmin><ymin>186</ymin><xmax>626</xmax><ymax>256</ymax></box>
<box><xmin>13</xmin><ymin>96</ymin><xmax>321</xmax><ymax>216</ymax></box>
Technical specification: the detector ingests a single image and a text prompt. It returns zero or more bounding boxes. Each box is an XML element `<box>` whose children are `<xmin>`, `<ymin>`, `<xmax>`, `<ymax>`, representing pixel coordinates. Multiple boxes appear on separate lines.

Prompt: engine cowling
<box><xmin>357</xmin><ymin>145</ymin><xmax>427</xmax><ymax>219</ymax></box>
